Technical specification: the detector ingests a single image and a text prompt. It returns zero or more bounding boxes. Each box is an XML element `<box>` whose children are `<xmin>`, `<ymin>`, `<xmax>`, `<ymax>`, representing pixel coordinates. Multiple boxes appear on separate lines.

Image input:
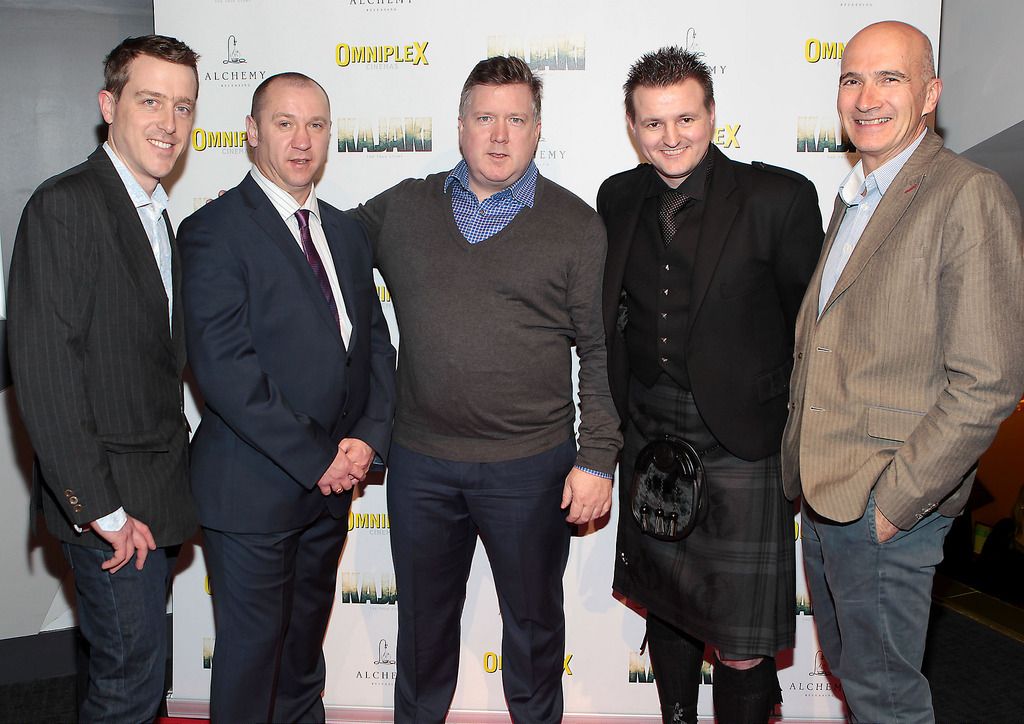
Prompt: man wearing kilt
<box><xmin>599</xmin><ymin>47</ymin><xmax>823</xmax><ymax>723</ymax></box>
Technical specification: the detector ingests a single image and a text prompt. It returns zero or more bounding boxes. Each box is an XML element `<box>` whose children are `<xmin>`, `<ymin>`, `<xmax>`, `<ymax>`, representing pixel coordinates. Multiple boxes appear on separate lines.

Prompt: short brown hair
<box><xmin>250</xmin><ymin>72</ymin><xmax>330</xmax><ymax>121</ymax></box>
<box><xmin>459</xmin><ymin>56</ymin><xmax>542</xmax><ymax>121</ymax></box>
<box><xmin>623</xmin><ymin>46</ymin><xmax>713</xmax><ymax>119</ymax></box>
<box><xmin>103</xmin><ymin>35</ymin><xmax>200</xmax><ymax>100</ymax></box>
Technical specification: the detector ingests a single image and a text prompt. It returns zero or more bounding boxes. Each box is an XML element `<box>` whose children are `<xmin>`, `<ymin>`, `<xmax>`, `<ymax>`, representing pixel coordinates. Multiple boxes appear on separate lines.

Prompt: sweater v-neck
<box><xmin>441</xmin><ymin>176</ymin><xmax>543</xmax><ymax>252</ymax></box>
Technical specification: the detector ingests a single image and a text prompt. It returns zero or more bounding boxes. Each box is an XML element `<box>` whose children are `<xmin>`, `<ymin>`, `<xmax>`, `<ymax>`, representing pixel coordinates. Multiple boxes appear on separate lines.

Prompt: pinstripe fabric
<box><xmin>7</xmin><ymin>147</ymin><xmax>196</xmax><ymax>548</ymax></box>
<box><xmin>782</xmin><ymin>131</ymin><xmax>1024</xmax><ymax>529</ymax></box>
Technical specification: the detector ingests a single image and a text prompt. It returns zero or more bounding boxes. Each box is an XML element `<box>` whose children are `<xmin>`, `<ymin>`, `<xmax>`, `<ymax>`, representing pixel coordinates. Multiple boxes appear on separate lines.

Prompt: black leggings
<box><xmin>646</xmin><ymin>613</ymin><xmax>782</xmax><ymax>724</ymax></box>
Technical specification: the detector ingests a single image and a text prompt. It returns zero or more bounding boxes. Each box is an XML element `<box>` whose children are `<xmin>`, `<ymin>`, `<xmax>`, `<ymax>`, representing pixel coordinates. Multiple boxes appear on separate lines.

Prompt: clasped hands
<box><xmin>316</xmin><ymin>438</ymin><xmax>375</xmax><ymax>496</ymax></box>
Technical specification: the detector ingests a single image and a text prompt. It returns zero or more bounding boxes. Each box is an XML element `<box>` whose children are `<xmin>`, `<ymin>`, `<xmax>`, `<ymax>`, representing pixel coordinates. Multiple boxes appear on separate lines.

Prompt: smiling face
<box><xmin>628</xmin><ymin>79</ymin><xmax>714</xmax><ymax>189</ymax></box>
<box><xmin>457</xmin><ymin>82</ymin><xmax>541</xmax><ymax>201</ymax></box>
<box><xmin>246</xmin><ymin>79</ymin><xmax>332</xmax><ymax>204</ymax></box>
<box><xmin>838</xmin><ymin>22</ymin><xmax>941</xmax><ymax>175</ymax></box>
<box><xmin>98</xmin><ymin>53</ymin><xmax>198</xmax><ymax>195</ymax></box>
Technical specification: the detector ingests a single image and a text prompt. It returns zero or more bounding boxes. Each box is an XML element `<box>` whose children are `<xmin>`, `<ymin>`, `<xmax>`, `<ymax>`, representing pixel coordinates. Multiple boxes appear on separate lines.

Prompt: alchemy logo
<box><xmin>204</xmin><ymin>35</ymin><xmax>267</xmax><ymax>86</ymax></box>
<box><xmin>335</xmin><ymin>41</ymin><xmax>428</xmax><ymax>67</ymax></box>
<box><xmin>337</xmin><ymin>117</ymin><xmax>432</xmax><ymax>152</ymax></box>
<box><xmin>796</xmin><ymin>117</ymin><xmax>852</xmax><ymax>153</ymax></box>
<box><xmin>487</xmin><ymin>35</ymin><xmax>585</xmax><ymax>71</ymax></box>
<box><xmin>339</xmin><ymin>572</ymin><xmax>398</xmax><ymax>604</ymax></box>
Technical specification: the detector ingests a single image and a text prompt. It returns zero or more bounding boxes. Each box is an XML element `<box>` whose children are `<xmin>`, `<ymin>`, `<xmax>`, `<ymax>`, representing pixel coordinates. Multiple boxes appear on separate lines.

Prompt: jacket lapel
<box><xmin>601</xmin><ymin>168</ymin><xmax>646</xmax><ymax>335</ymax></box>
<box><xmin>819</xmin><ymin>132</ymin><xmax>940</xmax><ymax>318</ymax></box>
<box><xmin>88</xmin><ymin>148</ymin><xmax>175</xmax><ymax>355</ymax></box>
<box><xmin>240</xmin><ymin>176</ymin><xmax>348</xmax><ymax>355</ymax></box>
<box><xmin>688</xmin><ymin>146</ymin><xmax>739</xmax><ymax>331</ymax></box>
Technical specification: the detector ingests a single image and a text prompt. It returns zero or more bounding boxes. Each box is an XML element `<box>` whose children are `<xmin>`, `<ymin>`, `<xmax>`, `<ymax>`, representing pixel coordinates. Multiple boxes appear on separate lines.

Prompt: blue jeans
<box><xmin>801</xmin><ymin>493</ymin><xmax>953</xmax><ymax>724</ymax></box>
<box><xmin>64</xmin><ymin>543</ymin><xmax>172</xmax><ymax>724</ymax></box>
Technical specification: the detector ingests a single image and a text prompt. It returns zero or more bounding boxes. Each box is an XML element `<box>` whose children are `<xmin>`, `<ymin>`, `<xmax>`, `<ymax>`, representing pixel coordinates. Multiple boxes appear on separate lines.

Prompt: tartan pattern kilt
<box><xmin>614</xmin><ymin>375</ymin><xmax>796</xmax><ymax>658</ymax></box>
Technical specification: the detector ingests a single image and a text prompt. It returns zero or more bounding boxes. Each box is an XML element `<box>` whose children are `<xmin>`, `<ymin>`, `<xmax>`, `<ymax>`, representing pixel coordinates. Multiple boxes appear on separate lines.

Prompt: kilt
<box><xmin>614</xmin><ymin>375</ymin><xmax>796</xmax><ymax>659</ymax></box>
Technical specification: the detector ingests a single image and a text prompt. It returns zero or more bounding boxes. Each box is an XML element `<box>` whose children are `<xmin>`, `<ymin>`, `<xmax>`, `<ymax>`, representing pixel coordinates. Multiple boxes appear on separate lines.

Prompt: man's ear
<box><xmin>98</xmin><ymin>90</ymin><xmax>115</xmax><ymax>125</ymax></box>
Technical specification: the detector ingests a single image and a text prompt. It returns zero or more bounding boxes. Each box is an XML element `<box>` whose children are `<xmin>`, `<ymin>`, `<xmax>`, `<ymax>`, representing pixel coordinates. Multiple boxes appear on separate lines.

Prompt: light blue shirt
<box><xmin>817</xmin><ymin>129</ymin><xmax>929</xmax><ymax>317</ymax></box>
<box><xmin>103</xmin><ymin>142</ymin><xmax>173</xmax><ymax>332</ymax></box>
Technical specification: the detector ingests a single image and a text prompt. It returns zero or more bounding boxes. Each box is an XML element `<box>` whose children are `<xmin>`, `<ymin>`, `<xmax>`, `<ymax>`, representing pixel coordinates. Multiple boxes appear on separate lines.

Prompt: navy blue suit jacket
<box><xmin>178</xmin><ymin>174</ymin><xmax>396</xmax><ymax>533</ymax></box>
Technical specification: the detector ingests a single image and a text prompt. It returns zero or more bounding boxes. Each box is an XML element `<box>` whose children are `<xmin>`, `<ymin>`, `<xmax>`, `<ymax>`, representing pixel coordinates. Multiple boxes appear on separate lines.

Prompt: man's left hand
<box><xmin>875</xmin><ymin>506</ymin><xmax>900</xmax><ymax>543</ymax></box>
<box><xmin>340</xmin><ymin>438</ymin><xmax>375</xmax><ymax>484</ymax></box>
<box><xmin>561</xmin><ymin>467</ymin><xmax>612</xmax><ymax>524</ymax></box>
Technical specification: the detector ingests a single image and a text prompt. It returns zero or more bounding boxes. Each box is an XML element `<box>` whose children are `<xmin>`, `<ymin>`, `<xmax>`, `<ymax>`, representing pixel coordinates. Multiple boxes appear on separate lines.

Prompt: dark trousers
<box><xmin>387</xmin><ymin>439</ymin><xmax>576</xmax><ymax>724</ymax></box>
<box><xmin>802</xmin><ymin>493</ymin><xmax>953</xmax><ymax>724</ymax></box>
<box><xmin>202</xmin><ymin>505</ymin><xmax>349</xmax><ymax>724</ymax></box>
<box><xmin>65</xmin><ymin>543</ymin><xmax>173</xmax><ymax>724</ymax></box>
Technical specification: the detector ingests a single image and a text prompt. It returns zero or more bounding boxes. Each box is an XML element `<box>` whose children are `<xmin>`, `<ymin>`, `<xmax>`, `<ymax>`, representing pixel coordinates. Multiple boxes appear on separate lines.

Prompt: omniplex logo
<box><xmin>192</xmin><ymin>128</ymin><xmax>246</xmax><ymax>151</ymax></box>
<box><xmin>484</xmin><ymin>651</ymin><xmax>574</xmax><ymax>675</ymax></box>
<box><xmin>804</xmin><ymin>38</ymin><xmax>845</xmax><ymax>63</ymax></box>
<box><xmin>335</xmin><ymin>41</ymin><xmax>428</xmax><ymax>67</ymax></box>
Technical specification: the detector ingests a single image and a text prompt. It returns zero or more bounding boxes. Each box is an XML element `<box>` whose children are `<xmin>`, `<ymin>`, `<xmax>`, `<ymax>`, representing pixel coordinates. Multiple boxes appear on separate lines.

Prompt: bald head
<box><xmin>845</xmin><ymin>21</ymin><xmax>936</xmax><ymax>83</ymax></box>
<box><xmin>837</xmin><ymin>20</ymin><xmax>942</xmax><ymax>175</ymax></box>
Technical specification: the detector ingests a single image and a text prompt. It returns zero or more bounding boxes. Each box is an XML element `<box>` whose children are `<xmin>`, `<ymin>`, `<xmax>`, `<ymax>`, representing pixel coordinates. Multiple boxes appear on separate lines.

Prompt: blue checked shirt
<box><xmin>443</xmin><ymin>160</ymin><xmax>612</xmax><ymax>482</ymax></box>
<box><xmin>444</xmin><ymin>160</ymin><xmax>538</xmax><ymax>243</ymax></box>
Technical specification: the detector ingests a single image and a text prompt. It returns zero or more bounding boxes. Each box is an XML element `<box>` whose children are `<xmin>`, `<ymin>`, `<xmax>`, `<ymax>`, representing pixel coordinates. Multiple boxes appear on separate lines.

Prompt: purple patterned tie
<box><xmin>294</xmin><ymin>209</ymin><xmax>340</xmax><ymax>329</ymax></box>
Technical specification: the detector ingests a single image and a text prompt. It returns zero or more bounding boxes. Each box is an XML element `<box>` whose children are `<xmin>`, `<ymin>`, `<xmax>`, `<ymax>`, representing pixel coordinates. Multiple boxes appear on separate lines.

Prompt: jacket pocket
<box><xmin>100</xmin><ymin>429</ymin><xmax>171</xmax><ymax>454</ymax></box>
<box><xmin>866</xmin><ymin>405</ymin><xmax>925</xmax><ymax>443</ymax></box>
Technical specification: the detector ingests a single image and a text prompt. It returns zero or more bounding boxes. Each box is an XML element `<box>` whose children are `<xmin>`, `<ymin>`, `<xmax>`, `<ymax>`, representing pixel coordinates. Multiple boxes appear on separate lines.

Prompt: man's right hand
<box><xmin>316</xmin><ymin>447</ymin><xmax>356</xmax><ymax>496</ymax></box>
<box><xmin>91</xmin><ymin>516</ymin><xmax>157</xmax><ymax>574</ymax></box>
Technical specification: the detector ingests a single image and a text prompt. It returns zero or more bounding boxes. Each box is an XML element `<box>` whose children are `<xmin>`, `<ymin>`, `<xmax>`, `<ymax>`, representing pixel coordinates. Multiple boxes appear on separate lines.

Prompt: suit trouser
<box><xmin>801</xmin><ymin>492</ymin><xmax>953</xmax><ymax>724</ymax></box>
<box><xmin>202</xmin><ymin>505</ymin><xmax>349</xmax><ymax>724</ymax></box>
<box><xmin>387</xmin><ymin>439</ymin><xmax>576</xmax><ymax>724</ymax></box>
<box><xmin>65</xmin><ymin>544</ymin><xmax>173</xmax><ymax>724</ymax></box>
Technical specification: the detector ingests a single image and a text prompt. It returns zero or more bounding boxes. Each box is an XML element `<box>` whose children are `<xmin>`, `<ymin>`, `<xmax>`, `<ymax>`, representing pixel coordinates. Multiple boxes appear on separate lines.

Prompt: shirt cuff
<box><xmin>75</xmin><ymin>506</ymin><xmax>127</xmax><ymax>534</ymax></box>
<box><xmin>574</xmin><ymin>465</ymin><xmax>613</xmax><ymax>480</ymax></box>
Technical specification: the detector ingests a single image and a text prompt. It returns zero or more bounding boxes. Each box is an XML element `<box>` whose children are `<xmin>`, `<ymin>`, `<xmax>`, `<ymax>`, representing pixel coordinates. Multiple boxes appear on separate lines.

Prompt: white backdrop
<box><xmin>156</xmin><ymin>1</ymin><xmax>942</xmax><ymax>720</ymax></box>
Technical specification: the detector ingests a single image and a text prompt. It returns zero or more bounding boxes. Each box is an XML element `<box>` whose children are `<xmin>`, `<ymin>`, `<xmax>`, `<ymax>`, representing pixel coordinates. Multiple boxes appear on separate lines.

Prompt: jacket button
<box><xmin>346</xmin><ymin>357</ymin><xmax>352</xmax><ymax>367</ymax></box>
<box><xmin>64</xmin><ymin>489</ymin><xmax>73</xmax><ymax>497</ymax></box>
<box><xmin>797</xmin><ymin>352</ymin><xmax>804</xmax><ymax>359</ymax></box>
<box><xmin>69</xmin><ymin>496</ymin><xmax>79</xmax><ymax>505</ymax></box>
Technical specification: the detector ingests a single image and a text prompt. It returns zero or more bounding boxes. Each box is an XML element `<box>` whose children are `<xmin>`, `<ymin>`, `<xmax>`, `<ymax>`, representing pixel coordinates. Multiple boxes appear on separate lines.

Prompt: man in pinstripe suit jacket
<box><xmin>7</xmin><ymin>36</ymin><xmax>199</xmax><ymax>723</ymax></box>
<box><xmin>782</xmin><ymin>21</ymin><xmax>1024</xmax><ymax>724</ymax></box>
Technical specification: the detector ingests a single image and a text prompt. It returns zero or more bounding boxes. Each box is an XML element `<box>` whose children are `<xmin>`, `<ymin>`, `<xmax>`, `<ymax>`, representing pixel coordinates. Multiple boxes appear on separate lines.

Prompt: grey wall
<box><xmin>0</xmin><ymin>0</ymin><xmax>152</xmax><ymax>653</ymax></box>
<box><xmin>0</xmin><ymin>0</ymin><xmax>153</xmax><ymax>284</ymax></box>
<box><xmin>938</xmin><ymin>0</ymin><xmax>1024</xmax><ymax>210</ymax></box>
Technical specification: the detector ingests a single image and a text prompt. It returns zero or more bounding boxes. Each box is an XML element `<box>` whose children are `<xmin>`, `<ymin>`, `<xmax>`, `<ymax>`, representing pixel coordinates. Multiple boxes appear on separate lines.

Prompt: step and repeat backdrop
<box><xmin>155</xmin><ymin>1</ymin><xmax>940</xmax><ymax>720</ymax></box>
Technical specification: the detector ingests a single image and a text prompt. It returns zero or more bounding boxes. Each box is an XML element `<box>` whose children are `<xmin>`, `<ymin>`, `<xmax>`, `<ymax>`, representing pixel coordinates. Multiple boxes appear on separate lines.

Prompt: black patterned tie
<box><xmin>295</xmin><ymin>209</ymin><xmax>340</xmax><ymax>329</ymax></box>
<box><xmin>658</xmin><ymin>190</ymin><xmax>690</xmax><ymax>247</ymax></box>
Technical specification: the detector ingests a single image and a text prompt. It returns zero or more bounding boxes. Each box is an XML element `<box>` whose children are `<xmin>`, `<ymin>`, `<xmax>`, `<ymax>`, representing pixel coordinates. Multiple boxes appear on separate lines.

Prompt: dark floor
<box><xmin>1</xmin><ymin>581</ymin><xmax>1022</xmax><ymax>723</ymax></box>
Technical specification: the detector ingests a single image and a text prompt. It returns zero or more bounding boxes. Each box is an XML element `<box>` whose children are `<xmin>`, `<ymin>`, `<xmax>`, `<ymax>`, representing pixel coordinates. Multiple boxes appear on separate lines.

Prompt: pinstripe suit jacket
<box><xmin>8</xmin><ymin>147</ymin><xmax>196</xmax><ymax>548</ymax></box>
<box><xmin>782</xmin><ymin>131</ymin><xmax>1024</xmax><ymax>530</ymax></box>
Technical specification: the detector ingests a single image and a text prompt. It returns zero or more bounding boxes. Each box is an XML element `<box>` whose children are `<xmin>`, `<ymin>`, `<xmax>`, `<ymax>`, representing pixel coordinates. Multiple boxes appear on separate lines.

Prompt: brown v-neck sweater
<box><xmin>353</xmin><ymin>171</ymin><xmax>621</xmax><ymax>473</ymax></box>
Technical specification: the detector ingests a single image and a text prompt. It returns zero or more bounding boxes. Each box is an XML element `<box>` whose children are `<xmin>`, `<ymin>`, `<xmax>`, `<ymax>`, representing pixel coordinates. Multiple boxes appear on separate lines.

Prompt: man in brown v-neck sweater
<box><xmin>351</xmin><ymin>56</ymin><xmax>620</xmax><ymax>724</ymax></box>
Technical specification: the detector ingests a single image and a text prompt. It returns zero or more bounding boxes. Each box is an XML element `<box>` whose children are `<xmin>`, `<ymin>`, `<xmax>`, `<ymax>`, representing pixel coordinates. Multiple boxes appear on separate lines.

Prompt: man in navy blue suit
<box><xmin>178</xmin><ymin>72</ymin><xmax>396</xmax><ymax>723</ymax></box>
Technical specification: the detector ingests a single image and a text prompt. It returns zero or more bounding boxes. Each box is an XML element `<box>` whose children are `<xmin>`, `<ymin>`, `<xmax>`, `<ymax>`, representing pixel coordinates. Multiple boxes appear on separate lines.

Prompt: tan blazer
<box><xmin>782</xmin><ymin>131</ymin><xmax>1024</xmax><ymax>530</ymax></box>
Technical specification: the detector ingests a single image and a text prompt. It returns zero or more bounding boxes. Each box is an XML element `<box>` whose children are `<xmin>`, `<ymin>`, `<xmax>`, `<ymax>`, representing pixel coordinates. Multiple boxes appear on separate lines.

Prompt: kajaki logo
<box><xmin>487</xmin><ymin>35</ymin><xmax>585</xmax><ymax>71</ymax></box>
<box><xmin>339</xmin><ymin>571</ymin><xmax>398</xmax><ymax>604</ymax></box>
<box><xmin>796</xmin><ymin>116</ymin><xmax>852</xmax><ymax>153</ymax></box>
<box><xmin>337</xmin><ymin>117</ymin><xmax>432</xmax><ymax>153</ymax></box>
<box><xmin>335</xmin><ymin>41</ymin><xmax>429</xmax><ymax>67</ymax></box>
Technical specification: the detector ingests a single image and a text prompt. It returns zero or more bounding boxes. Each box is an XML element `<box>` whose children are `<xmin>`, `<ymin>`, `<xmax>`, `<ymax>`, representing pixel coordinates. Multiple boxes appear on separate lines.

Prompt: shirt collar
<box><xmin>102</xmin><ymin>142</ymin><xmax>168</xmax><ymax>215</ymax></box>
<box><xmin>644</xmin><ymin>145</ymin><xmax>712</xmax><ymax>200</ymax></box>
<box><xmin>839</xmin><ymin>128</ymin><xmax>928</xmax><ymax>207</ymax></box>
<box><xmin>444</xmin><ymin>159</ymin><xmax>538</xmax><ymax>208</ymax></box>
<box><xmin>249</xmin><ymin>164</ymin><xmax>320</xmax><ymax>222</ymax></box>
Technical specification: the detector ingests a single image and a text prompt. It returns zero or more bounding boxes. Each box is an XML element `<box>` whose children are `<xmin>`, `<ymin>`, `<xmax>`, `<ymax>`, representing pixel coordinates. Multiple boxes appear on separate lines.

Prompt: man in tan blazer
<box><xmin>782</xmin><ymin>21</ymin><xmax>1024</xmax><ymax>724</ymax></box>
